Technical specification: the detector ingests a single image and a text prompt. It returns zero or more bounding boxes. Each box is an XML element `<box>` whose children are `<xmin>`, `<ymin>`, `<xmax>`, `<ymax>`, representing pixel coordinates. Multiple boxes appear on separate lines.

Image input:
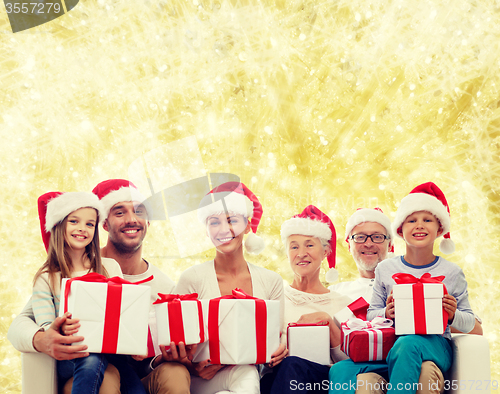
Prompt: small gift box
<box><xmin>192</xmin><ymin>288</ymin><xmax>280</xmax><ymax>365</ymax></box>
<box><xmin>392</xmin><ymin>273</ymin><xmax>448</xmax><ymax>335</ymax></box>
<box><xmin>333</xmin><ymin>297</ymin><xmax>369</xmax><ymax>327</ymax></box>
<box><xmin>341</xmin><ymin>317</ymin><xmax>395</xmax><ymax>362</ymax></box>
<box><xmin>287</xmin><ymin>322</ymin><xmax>330</xmax><ymax>365</ymax></box>
<box><xmin>153</xmin><ymin>293</ymin><xmax>206</xmax><ymax>346</ymax></box>
<box><xmin>60</xmin><ymin>273</ymin><xmax>152</xmax><ymax>355</ymax></box>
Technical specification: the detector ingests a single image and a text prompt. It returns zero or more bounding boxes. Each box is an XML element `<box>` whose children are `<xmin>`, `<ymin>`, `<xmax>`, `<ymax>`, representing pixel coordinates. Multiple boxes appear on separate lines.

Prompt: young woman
<box><xmin>175</xmin><ymin>181</ymin><xmax>286</xmax><ymax>394</ymax></box>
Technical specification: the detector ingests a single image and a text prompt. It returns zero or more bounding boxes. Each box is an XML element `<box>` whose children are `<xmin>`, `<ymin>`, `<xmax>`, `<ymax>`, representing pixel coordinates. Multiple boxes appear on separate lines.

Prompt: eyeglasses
<box><xmin>350</xmin><ymin>234</ymin><xmax>389</xmax><ymax>244</ymax></box>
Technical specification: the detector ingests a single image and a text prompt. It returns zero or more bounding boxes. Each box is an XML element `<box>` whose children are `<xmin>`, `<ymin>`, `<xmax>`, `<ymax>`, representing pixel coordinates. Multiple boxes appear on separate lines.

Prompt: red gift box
<box><xmin>341</xmin><ymin>317</ymin><xmax>396</xmax><ymax>362</ymax></box>
<box><xmin>153</xmin><ymin>293</ymin><xmax>205</xmax><ymax>346</ymax></box>
<box><xmin>392</xmin><ymin>273</ymin><xmax>449</xmax><ymax>335</ymax></box>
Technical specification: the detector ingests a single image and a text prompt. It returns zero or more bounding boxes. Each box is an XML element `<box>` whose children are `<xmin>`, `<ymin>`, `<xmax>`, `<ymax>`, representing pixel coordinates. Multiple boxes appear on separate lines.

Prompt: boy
<box><xmin>329</xmin><ymin>182</ymin><xmax>475</xmax><ymax>394</ymax></box>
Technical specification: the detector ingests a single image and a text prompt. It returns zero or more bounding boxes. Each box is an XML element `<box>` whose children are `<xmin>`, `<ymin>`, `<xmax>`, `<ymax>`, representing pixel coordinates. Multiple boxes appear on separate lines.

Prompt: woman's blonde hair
<box><xmin>33</xmin><ymin>209</ymin><xmax>107</xmax><ymax>291</ymax></box>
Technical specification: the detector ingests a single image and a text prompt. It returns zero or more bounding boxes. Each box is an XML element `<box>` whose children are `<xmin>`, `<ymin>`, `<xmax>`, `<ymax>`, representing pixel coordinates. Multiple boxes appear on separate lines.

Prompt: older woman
<box><xmin>261</xmin><ymin>205</ymin><xmax>352</xmax><ymax>394</ymax></box>
<box><xmin>175</xmin><ymin>181</ymin><xmax>286</xmax><ymax>394</ymax></box>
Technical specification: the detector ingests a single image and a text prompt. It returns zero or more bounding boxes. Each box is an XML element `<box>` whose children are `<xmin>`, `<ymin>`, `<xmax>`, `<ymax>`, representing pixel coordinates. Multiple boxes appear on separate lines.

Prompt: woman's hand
<box><xmin>267</xmin><ymin>343</ymin><xmax>288</xmax><ymax>368</ymax></box>
<box><xmin>152</xmin><ymin>342</ymin><xmax>198</xmax><ymax>368</ymax></box>
<box><xmin>443</xmin><ymin>294</ymin><xmax>457</xmax><ymax>323</ymax></box>
<box><xmin>385</xmin><ymin>293</ymin><xmax>395</xmax><ymax>319</ymax></box>
<box><xmin>296</xmin><ymin>311</ymin><xmax>331</xmax><ymax>325</ymax></box>
<box><xmin>296</xmin><ymin>312</ymin><xmax>340</xmax><ymax>348</ymax></box>
<box><xmin>60</xmin><ymin>312</ymin><xmax>81</xmax><ymax>336</ymax></box>
<box><xmin>191</xmin><ymin>359</ymin><xmax>226</xmax><ymax>380</ymax></box>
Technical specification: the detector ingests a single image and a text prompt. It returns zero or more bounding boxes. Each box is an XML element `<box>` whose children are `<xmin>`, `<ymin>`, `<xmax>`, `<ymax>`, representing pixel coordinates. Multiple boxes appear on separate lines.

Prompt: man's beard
<box><xmin>110</xmin><ymin>236</ymin><xmax>143</xmax><ymax>255</ymax></box>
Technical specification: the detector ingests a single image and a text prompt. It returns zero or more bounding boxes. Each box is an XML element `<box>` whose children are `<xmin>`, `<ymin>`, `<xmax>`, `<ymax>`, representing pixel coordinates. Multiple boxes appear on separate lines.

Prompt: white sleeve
<box><xmin>7</xmin><ymin>297</ymin><xmax>42</xmax><ymax>353</ymax></box>
<box><xmin>174</xmin><ymin>267</ymin><xmax>200</xmax><ymax>295</ymax></box>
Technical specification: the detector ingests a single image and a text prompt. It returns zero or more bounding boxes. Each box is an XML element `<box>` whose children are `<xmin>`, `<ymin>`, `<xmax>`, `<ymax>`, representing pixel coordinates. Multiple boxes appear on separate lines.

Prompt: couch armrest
<box><xmin>22</xmin><ymin>352</ymin><xmax>57</xmax><ymax>394</ymax></box>
<box><xmin>445</xmin><ymin>334</ymin><xmax>491</xmax><ymax>394</ymax></box>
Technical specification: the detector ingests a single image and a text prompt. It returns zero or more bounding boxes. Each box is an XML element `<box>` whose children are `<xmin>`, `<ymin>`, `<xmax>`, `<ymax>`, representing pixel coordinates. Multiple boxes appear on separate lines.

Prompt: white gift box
<box><xmin>193</xmin><ymin>297</ymin><xmax>280</xmax><ymax>365</ymax></box>
<box><xmin>155</xmin><ymin>298</ymin><xmax>205</xmax><ymax>346</ymax></box>
<box><xmin>333</xmin><ymin>297</ymin><xmax>369</xmax><ymax>327</ymax></box>
<box><xmin>287</xmin><ymin>324</ymin><xmax>330</xmax><ymax>365</ymax></box>
<box><xmin>60</xmin><ymin>277</ymin><xmax>151</xmax><ymax>355</ymax></box>
<box><xmin>393</xmin><ymin>283</ymin><xmax>446</xmax><ymax>335</ymax></box>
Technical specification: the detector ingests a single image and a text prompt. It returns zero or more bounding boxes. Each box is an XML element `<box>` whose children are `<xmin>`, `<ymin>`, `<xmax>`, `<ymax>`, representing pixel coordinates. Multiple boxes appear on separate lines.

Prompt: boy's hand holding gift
<box><xmin>442</xmin><ymin>294</ymin><xmax>457</xmax><ymax>323</ymax></box>
<box><xmin>385</xmin><ymin>293</ymin><xmax>395</xmax><ymax>319</ymax></box>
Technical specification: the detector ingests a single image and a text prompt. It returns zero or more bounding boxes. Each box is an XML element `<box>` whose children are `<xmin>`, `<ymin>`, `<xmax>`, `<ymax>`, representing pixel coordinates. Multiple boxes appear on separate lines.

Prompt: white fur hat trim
<box><xmin>392</xmin><ymin>192</ymin><xmax>450</xmax><ymax>239</ymax></box>
<box><xmin>345</xmin><ymin>208</ymin><xmax>394</xmax><ymax>245</ymax></box>
<box><xmin>197</xmin><ymin>191</ymin><xmax>253</xmax><ymax>223</ymax></box>
<box><xmin>280</xmin><ymin>217</ymin><xmax>332</xmax><ymax>243</ymax></box>
<box><xmin>100</xmin><ymin>187</ymin><xmax>146</xmax><ymax>219</ymax></box>
<box><xmin>45</xmin><ymin>192</ymin><xmax>105</xmax><ymax>232</ymax></box>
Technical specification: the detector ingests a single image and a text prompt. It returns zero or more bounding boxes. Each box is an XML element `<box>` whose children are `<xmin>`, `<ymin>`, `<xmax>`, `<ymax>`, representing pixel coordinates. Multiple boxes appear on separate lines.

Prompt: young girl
<box><xmin>175</xmin><ymin>181</ymin><xmax>287</xmax><ymax>394</ymax></box>
<box><xmin>33</xmin><ymin>191</ymin><xmax>123</xmax><ymax>394</ymax></box>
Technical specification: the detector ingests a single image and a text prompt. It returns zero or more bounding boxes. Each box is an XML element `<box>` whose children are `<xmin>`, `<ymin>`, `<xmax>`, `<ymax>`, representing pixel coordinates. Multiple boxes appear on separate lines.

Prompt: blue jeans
<box><xmin>329</xmin><ymin>335</ymin><xmax>453</xmax><ymax>394</ymax></box>
<box><xmin>106</xmin><ymin>355</ymin><xmax>146</xmax><ymax>394</ymax></box>
<box><xmin>58</xmin><ymin>354</ymin><xmax>108</xmax><ymax>394</ymax></box>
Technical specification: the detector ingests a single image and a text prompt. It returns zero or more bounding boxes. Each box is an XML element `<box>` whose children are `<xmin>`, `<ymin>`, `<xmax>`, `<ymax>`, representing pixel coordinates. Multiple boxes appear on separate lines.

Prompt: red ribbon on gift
<box><xmin>208</xmin><ymin>288</ymin><xmax>267</xmax><ymax>365</ymax></box>
<box><xmin>63</xmin><ymin>273</ymin><xmax>153</xmax><ymax>354</ymax></box>
<box><xmin>341</xmin><ymin>317</ymin><xmax>395</xmax><ymax>361</ymax></box>
<box><xmin>392</xmin><ymin>273</ymin><xmax>448</xmax><ymax>334</ymax></box>
<box><xmin>153</xmin><ymin>293</ymin><xmax>205</xmax><ymax>344</ymax></box>
<box><xmin>347</xmin><ymin>297</ymin><xmax>370</xmax><ymax>321</ymax></box>
<box><xmin>286</xmin><ymin>321</ymin><xmax>329</xmax><ymax>351</ymax></box>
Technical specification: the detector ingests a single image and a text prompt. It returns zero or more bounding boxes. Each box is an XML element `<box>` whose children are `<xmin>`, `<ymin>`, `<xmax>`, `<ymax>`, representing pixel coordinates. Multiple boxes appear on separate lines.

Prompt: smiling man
<box><xmin>92</xmin><ymin>179</ymin><xmax>192</xmax><ymax>394</ymax></box>
<box><xmin>329</xmin><ymin>208</ymin><xmax>393</xmax><ymax>302</ymax></box>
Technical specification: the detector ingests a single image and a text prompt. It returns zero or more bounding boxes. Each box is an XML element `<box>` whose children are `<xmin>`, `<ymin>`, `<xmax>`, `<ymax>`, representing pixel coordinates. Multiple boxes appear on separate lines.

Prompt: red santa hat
<box><xmin>392</xmin><ymin>182</ymin><xmax>455</xmax><ymax>254</ymax></box>
<box><xmin>38</xmin><ymin>191</ymin><xmax>104</xmax><ymax>251</ymax></box>
<box><xmin>197</xmin><ymin>182</ymin><xmax>265</xmax><ymax>254</ymax></box>
<box><xmin>92</xmin><ymin>179</ymin><xmax>146</xmax><ymax>220</ymax></box>
<box><xmin>345</xmin><ymin>208</ymin><xmax>394</xmax><ymax>253</ymax></box>
<box><xmin>280</xmin><ymin>205</ymin><xmax>338</xmax><ymax>282</ymax></box>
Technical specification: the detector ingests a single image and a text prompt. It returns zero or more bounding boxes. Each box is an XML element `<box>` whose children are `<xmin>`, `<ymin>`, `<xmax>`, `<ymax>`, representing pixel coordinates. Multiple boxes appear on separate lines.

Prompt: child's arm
<box><xmin>366</xmin><ymin>266</ymin><xmax>389</xmax><ymax>321</ymax></box>
<box><xmin>32</xmin><ymin>274</ymin><xmax>57</xmax><ymax>327</ymax></box>
<box><xmin>446</xmin><ymin>270</ymin><xmax>475</xmax><ymax>333</ymax></box>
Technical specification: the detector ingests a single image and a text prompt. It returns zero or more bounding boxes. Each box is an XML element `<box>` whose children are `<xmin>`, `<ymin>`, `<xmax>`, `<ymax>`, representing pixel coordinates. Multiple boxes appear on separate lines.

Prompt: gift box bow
<box><xmin>341</xmin><ymin>317</ymin><xmax>395</xmax><ymax>361</ymax></box>
<box><xmin>63</xmin><ymin>273</ymin><xmax>153</xmax><ymax>354</ymax></box>
<box><xmin>341</xmin><ymin>317</ymin><xmax>393</xmax><ymax>334</ymax></box>
<box><xmin>347</xmin><ymin>297</ymin><xmax>370</xmax><ymax>321</ymax></box>
<box><xmin>392</xmin><ymin>273</ymin><xmax>448</xmax><ymax>333</ymax></box>
<box><xmin>153</xmin><ymin>293</ymin><xmax>205</xmax><ymax>344</ymax></box>
<box><xmin>208</xmin><ymin>288</ymin><xmax>269</xmax><ymax>364</ymax></box>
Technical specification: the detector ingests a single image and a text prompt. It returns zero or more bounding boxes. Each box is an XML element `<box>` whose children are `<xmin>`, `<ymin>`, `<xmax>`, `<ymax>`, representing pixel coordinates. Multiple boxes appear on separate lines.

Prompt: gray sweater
<box><xmin>367</xmin><ymin>255</ymin><xmax>475</xmax><ymax>339</ymax></box>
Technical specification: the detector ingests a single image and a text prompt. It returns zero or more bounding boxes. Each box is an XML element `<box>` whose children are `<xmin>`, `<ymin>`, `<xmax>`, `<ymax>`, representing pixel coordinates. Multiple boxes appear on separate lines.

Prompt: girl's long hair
<box><xmin>33</xmin><ymin>209</ymin><xmax>108</xmax><ymax>291</ymax></box>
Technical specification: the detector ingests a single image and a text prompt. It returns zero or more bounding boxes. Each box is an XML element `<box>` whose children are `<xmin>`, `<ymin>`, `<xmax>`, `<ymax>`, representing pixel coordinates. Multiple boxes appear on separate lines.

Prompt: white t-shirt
<box><xmin>123</xmin><ymin>261</ymin><xmax>175</xmax><ymax>308</ymax></box>
<box><xmin>329</xmin><ymin>277</ymin><xmax>375</xmax><ymax>303</ymax></box>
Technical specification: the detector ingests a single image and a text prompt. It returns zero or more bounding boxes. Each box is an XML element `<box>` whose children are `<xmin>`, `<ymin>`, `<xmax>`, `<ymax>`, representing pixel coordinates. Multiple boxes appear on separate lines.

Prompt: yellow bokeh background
<box><xmin>1</xmin><ymin>0</ymin><xmax>499</xmax><ymax>392</ymax></box>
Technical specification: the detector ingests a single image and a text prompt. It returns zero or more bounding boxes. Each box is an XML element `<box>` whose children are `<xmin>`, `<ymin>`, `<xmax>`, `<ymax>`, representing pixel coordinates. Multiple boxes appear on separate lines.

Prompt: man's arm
<box><xmin>7</xmin><ymin>297</ymin><xmax>42</xmax><ymax>353</ymax></box>
<box><xmin>8</xmin><ymin>298</ymin><xmax>89</xmax><ymax>359</ymax></box>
